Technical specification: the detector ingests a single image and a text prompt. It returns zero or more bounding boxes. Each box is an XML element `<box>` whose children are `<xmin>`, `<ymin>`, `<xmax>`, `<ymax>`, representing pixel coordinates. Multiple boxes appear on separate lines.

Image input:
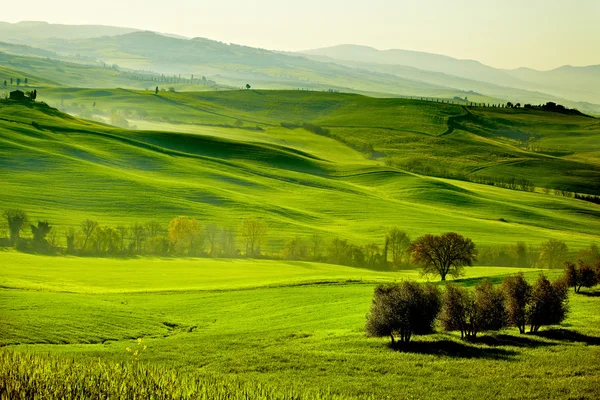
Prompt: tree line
<box><xmin>2</xmin><ymin>209</ymin><xmax>598</xmax><ymax>278</ymax></box>
<box><xmin>366</xmin><ymin>273</ymin><xmax>576</xmax><ymax>345</ymax></box>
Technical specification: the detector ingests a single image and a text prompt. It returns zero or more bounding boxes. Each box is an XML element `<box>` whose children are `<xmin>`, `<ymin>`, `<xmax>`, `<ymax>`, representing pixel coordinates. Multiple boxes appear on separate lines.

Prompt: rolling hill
<box><xmin>3</xmin><ymin>21</ymin><xmax>599</xmax><ymax>112</ymax></box>
<box><xmin>1</xmin><ymin>92</ymin><xmax>599</xmax><ymax>252</ymax></box>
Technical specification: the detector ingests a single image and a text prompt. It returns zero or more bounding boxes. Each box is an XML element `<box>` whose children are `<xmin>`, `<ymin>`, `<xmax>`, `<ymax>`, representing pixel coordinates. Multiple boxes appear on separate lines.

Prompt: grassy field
<box><xmin>35</xmin><ymin>88</ymin><xmax>600</xmax><ymax>193</ymax></box>
<box><xmin>1</xmin><ymin>252</ymin><xmax>599</xmax><ymax>399</ymax></box>
<box><xmin>1</xmin><ymin>88</ymin><xmax>599</xmax><ymax>398</ymax></box>
<box><xmin>1</xmin><ymin>98</ymin><xmax>599</xmax><ymax>252</ymax></box>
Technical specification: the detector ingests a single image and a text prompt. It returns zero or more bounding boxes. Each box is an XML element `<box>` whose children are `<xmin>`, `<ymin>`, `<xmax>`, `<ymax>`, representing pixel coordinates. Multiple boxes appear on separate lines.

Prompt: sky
<box><xmin>5</xmin><ymin>0</ymin><xmax>600</xmax><ymax>70</ymax></box>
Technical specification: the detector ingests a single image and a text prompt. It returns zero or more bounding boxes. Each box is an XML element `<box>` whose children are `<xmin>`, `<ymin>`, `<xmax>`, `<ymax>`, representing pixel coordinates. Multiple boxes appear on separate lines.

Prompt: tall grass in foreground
<box><xmin>0</xmin><ymin>350</ymin><xmax>362</xmax><ymax>400</ymax></box>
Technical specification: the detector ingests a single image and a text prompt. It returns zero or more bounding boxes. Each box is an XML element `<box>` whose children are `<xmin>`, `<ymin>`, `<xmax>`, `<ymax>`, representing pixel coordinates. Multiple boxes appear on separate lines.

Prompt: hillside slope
<box><xmin>0</xmin><ymin>98</ymin><xmax>598</xmax><ymax>251</ymax></box>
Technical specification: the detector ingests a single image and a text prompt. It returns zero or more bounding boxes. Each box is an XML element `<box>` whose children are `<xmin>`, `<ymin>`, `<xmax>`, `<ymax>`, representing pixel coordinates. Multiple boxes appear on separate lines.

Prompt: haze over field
<box><xmin>1</xmin><ymin>3</ymin><xmax>599</xmax><ymax>400</ymax></box>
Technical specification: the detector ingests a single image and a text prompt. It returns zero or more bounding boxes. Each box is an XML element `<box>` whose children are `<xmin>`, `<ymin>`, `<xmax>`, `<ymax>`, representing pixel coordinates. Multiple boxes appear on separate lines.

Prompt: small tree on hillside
<box><xmin>564</xmin><ymin>261</ymin><xmax>598</xmax><ymax>293</ymax></box>
<box><xmin>366</xmin><ymin>281</ymin><xmax>441</xmax><ymax>345</ymax></box>
<box><xmin>65</xmin><ymin>227</ymin><xmax>77</xmax><ymax>254</ymax></box>
<box><xmin>4</xmin><ymin>209</ymin><xmax>28</xmax><ymax>245</ymax></box>
<box><xmin>538</xmin><ymin>239</ymin><xmax>568</xmax><ymax>269</ymax></box>
<box><xmin>440</xmin><ymin>281</ymin><xmax>507</xmax><ymax>339</ymax></box>
<box><xmin>502</xmin><ymin>273</ymin><xmax>531</xmax><ymax>334</ymax></box>
<box><xmin>240</xmin><ymin>218</ymin><xmax>268</xmax><ymax>257</ymax></box>
<box><xmin>410</xmin><ymin>232</ymin><xmax>477</xmax><ymax>281</ymax></box>
<box><xmin>168</xmin><ymin>216</ymin><xmax>202</xmax><ymax>256</ymax></box>
<box><xmin>385</xmin><ymin>228</ymin><xmax>411</xmax><ymax>267</ymax></box>
<box><xmin>246</xmin><ymin>84</ymin><xmax>251</xmax><ymax>90</ymax></box>
<box><xmin>31</xmin><ymin>221</ymin><xmax>52</xmax><ymax>250</ymax></box>
<box><xmin>204</xmin><ymin>224</ymin><xmax>220</xmax><ymax>257</ymax></box>
<box><xmin>527</xmin><ymin>275</ymin><xmax>569</xmax><ymax>333</ymax></box>
<box><xmin>309</xmin><ymin>232</ymin><xmax>323</xmax><ymax>261</ymax></box>
<box><xmin>80</xmin><ymin>219</ymin><xmax>98</xmax><ymax>252</ymax></box>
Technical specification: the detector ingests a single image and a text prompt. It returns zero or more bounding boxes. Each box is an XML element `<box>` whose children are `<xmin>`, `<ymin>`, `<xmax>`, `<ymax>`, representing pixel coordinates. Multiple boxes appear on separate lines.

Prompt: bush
<box><xmin>502</xmin><ymin>273</ymin><xmax>531</xmax><ymax>334</ymax></box>
<box><xmin>527</xmin><ymin>275</ymin><xmax>569</xmax><ymax>333</ymax></box>
<box><xmin>564</xmin><ymin>261</ymin><xmax>598</xmax><ymax>293</ymax></box>
<box><xmin>440</xmin><ymin>281</ymin><xmax>506</xmax><ymax>339</ymax></box>
<box><xmin>366</xmin><ymin>281</ymin><xmax>441</xmax><ymax>344</ymax></box>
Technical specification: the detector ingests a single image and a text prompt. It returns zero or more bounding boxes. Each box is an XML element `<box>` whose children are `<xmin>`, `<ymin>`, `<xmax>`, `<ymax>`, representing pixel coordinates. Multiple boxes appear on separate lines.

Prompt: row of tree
<box><xmin>478</xmin><ymin>241</ymin><xmax>599</xmax><ymax>270</ymax></box>
<box><xmin>366</xmin><ymin>273</ymin><xmax>570</xmax><ymax>345</ymax></box>
<box><xmin>3</xmin><ymin>210</ymin><xmax>598</xmax><ymax>280</ymax></box>
<box><xmin>2</xmin><ymin>78</ymin><xmax>28</xmax><ymax>86</ymax></box>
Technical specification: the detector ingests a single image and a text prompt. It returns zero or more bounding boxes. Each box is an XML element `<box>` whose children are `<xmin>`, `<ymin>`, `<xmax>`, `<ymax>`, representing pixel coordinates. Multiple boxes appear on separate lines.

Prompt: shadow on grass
<box><xmin>391</xmin><ymin>339</ymin><xmax>517</xmax><ymax>360</ymax></box>
<box><xmin>469</xmin><ymin>334</ymin><xmax>555</xmax><ymax>348</ymax></box>
<box><xmin>532</xmin><ymin>329</ymin><xmax>600</xmax><ymax>345</ymax></box>
<box><xmin>578</xmin><ymin>291</ymin><xmax>600</xmax><ymax>297</ymax></box>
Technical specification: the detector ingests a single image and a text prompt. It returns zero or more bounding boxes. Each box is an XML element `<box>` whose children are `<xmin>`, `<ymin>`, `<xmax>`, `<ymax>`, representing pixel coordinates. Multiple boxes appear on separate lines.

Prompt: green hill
<box><xmin>36</xmin><ymin>88</ymin><xmax>600</xmax><ymax>193</ymax></box>
<box><xmin>0</xmin><ymin>95</ymin><xmax>599</xmax><ymax>251</ymax></box>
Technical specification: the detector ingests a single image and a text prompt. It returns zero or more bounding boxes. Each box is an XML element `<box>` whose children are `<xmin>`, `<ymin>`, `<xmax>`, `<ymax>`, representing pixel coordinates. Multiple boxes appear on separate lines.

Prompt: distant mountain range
<box><xmin>302</xmin><ymin>45</ymin><xmax>600</xmax><ymax>105</ymax></box>
<box><xmin>1</xmin><ymin>21</ymin><xmax>599</xmax><ymax>114</ymax></box>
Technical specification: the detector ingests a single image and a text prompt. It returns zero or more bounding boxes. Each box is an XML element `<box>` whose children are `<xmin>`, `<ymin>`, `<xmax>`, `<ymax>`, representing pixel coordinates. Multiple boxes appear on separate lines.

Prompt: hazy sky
<box><xmin>6</xmin><ymin>0</ymin><xmax>600</xmax><ymax>70</ymax></box>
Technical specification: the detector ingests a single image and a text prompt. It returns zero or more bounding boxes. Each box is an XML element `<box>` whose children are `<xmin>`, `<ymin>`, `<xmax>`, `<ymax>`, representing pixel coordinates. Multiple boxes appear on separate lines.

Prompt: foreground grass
<box><xmin>0</xmin><ymin>350</ymin><xmax>355</xmax><ymax>400</ymax></box>
<box><xmin>2</xmin><ymin>253</ymin><xmax>599</xmax><ymax>399</ymax></box>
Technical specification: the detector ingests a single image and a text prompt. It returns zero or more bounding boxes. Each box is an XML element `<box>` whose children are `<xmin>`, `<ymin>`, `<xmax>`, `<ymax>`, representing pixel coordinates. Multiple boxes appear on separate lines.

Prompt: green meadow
<box><xmin>1</xmin><ymin>87</ymin><xmax>599</xmax><ymax>398</ymax></box>
<box><xmin>2</xmin><ymin>251</ymin><xmax>599</xmax><ymax>399</ymax></box>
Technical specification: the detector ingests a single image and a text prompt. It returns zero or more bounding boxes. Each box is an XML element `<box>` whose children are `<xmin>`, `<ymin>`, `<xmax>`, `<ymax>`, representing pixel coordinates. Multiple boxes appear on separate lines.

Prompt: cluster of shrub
<box><xmin>280</xmin><ymin>121</ymin><xmax>374</xmax><ymax>156</ymax></box>
<box><xmin>564</xmin><ymin>260</ymin><xmax>600</xmax><ymax>293</ymax></box>
<box><xmin>366</xmin><ymin>273</ymin><xmax>573</xmax><ymax>345</ymax></box>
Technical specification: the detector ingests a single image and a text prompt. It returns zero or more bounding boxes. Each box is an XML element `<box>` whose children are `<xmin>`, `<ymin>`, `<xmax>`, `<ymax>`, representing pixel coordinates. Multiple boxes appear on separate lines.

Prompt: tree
<box><xmin>3</xmin><ymin>80</ymin><xmax>6</xmax><ymax>87</ymax></box>
<box><xmin>502</xmin><ymin>273</ymin><xmax>531</xmax><ymax>334</ymax></box>
<box><xmin>410</xmin><ymin>232</ymin><xmax>477</xmax><ymax>281</ymax></box>
<box><xmin>366</xmin><ymin>282</ymin><xmax>441</xmax><ymax>345</ymax></box>
<box><xmin>204</xmin><ymin>224</ymin><xmax>220</xmax><ymax>256</ymax></box>
<box><xmin>4</xmin><ymin>209</ymin><xmax>28</xmax><ymax>245</ymax></box>
<box><xmin>283</xmin><ymin>236</ymin><xmax>307</xmax><ymax>260</ymax></box>
<box><xmin>515</xmin><ymin>241</ymin><xmax>527</xmax><ymax>268</ymax></box>
<box><xmin>80</xmin><ymin>219</ymin><xmax>98</xmax><ymax>252</ymax></box>
<box><xmin>577</xmin><ymin>243</ymin><xmax>600</xmax><ymax>266</ymax></box>
<box><xmin>239</xmin><ymin>218</ymin><xmax>268</xmax><ymax>257</ymax></box>
<box><xmin>564</xmin><ymin>261</ymin><xmax>598</xmax><ymax>293</ymax></box>
<box><xmin>128</xmin><ymin>223</ymin><xmax>146</xmax><ymax>254</ymax></box>
<box><xmin>31</xmin><ymin>221</ymin><xmax>52</xmax><ymax>248</ymax></box>
<box><xmin>65</xmin><ymin>227</ymin><xmax>77</xmax><ymax>254</ymax></box>
<box><xmin>364</xmin><ymin>242</ymin><xmax>380</xmax><ymax>267</ymax></box>
<box><xmin>385</xmin><ymin>228</ymin><xmax>411</xmax><ymax>266</ymax></box>
<box><xmin>538</xmin><ymin>239</ymin><xmax>568</xmax><ymax>269</ymax></box>
<box><xmin>246</xmin><ymin>84</ymin><xmax>251</xmax><ymax>90</ymax></box>
<box><xmin>168</xmin><ymin>216</ymin><xmax>202</xmax><ymax>256</ymax></box>
<box><xmin>327</xmin><ymin>237</ymin><xmax>351</xmax><ymax>265</ymax></box>
<box><xmin>527</xmin><ymin>275</ymin><xmax>569</xmax><ymax>333</ymax></box>
<box><xmin>16</xmin><ymin>78</ymin><xmax>21</xmax><ymax>86</ymax></box>
<box><xmin>440</xmin><ymin>281</ymin><xmax>507</xmax><ymax>339</ymax></box>
<box><xmin>218</xmin><ymin>228</ymin><xmax>237</xmax><ymax>257</ymax></box>
<box><xmin>116</xmin><ymin>225</ymin><xmax>128</xmax><ymax>253</ymax></box>
<box><xmin>155</xmin><ymin>86</ymin><xmax>159</xmax><ymax>95</ymax></box>
<box><xmin>309</xmin><ymin>232</ymin><xmax>323</xmax><ymax>261</ymax></box>
<box><xmin>24</xmin><ymin>78</ymin><xmax>28</xmax><ymax>85</ymax></box>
